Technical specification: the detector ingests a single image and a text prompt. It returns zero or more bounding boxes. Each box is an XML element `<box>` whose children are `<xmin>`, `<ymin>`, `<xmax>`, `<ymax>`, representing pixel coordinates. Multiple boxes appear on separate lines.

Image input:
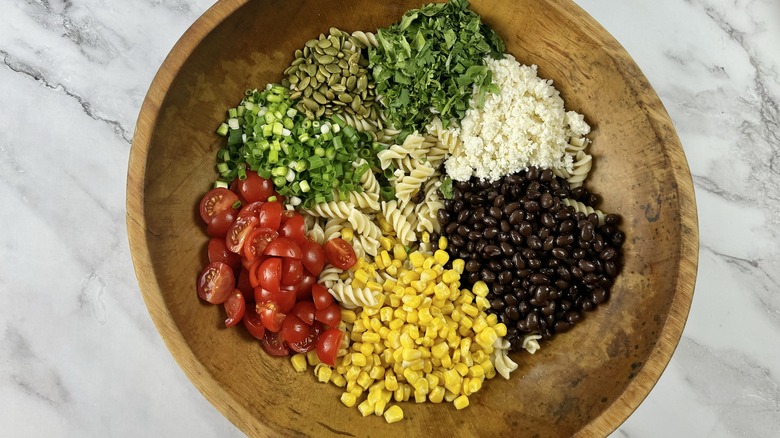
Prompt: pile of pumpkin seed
<box><xmin>282</xmin><ymin>27</ymin><xmax>382</xmax><ymax>131</ymax></box>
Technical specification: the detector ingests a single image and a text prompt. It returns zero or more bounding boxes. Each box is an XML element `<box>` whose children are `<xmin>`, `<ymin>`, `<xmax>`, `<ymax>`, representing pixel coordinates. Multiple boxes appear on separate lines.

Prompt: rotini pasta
<box><xmin>490</xmin><ymin>338</ymin><xmax>518</xmax><ymax>379</ymax></box>
<box><xmin>323</xmin><ymin>217</ymin><xmax>347</xmax><ymax>242</ymax></box>
<box><xmin>335</xmin><ymin>189</ymin><xmax>380</xmax><ymax>211</ymax></box>
<box><xmin>561</xmin><ymin>198</ymin><xmax>605</xmax><ymax>226</ymax></box>
<box><xmin>393</xmin><ymin>160</ymin><xmax>435</xmax><ymax>206</ymax></box>
<box><xmin>328</xmin><ymin>278</ymin><xmax>380</xmax><ymax>309</ymax></box>
<box><xmin>522</xmin><ymin>334</ymin><xmax>543</xmax><ymax>354</ymax></box>
<box><xmin>415</xmin><ymin>176</ymin><xmax>444</xmax><ymax>234</ymax></box>
<box><xmin>305</xmin><ymin>201</ymin><xmax>355</xmax><ymax>220</ymax></box>
<box><xmin>381</xmin><ymin>200</ymin><xmax>417</xmax><ymax>246</ymax></box>
<box><xmin>306</xmin><ymin>219</ymin><xmax>325</xmax><ymax>245</ymax></box>
<box><xmin>319</xmin><ymin>264</ymin><xmax>343</xmax><ymax>288</ymax></box>
<box><xmin>553</xmin><ymin>148</ymin><xmax>592</xmax><ymax>188</ymax></box>
<box><xmin>353</xmin><ymin>159</ymin><xmax>380</xmax><ymax>195</ymax></box>
<box><xmin>347</xmin><ymin>210</ymin><xmax>382</xmax><ymax>245</ymax></box>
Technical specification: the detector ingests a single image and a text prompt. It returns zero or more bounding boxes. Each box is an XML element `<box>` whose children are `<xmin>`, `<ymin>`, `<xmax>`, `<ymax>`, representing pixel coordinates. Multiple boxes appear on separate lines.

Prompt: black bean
<box><xmin>600</xmin><ymin>247</ymin><xmax>617</xmax><ymax>260</ymax></box>
<box><xmin>559</xmin><ymin>219</ymin><xmax>574</xmax><ymax>234</ymax></box>
<box><xmin>483</xmin><ymin>245</ymin><xmax>501</xmax><ymax>258</ymax></box>
<box><xmin>500</xmin><ymin>242</ymin><xmax>516</xmax><ymax>256</ymax></box>
<box><xmin>605</xmin><ymin>214</ymin><xmax>621</xmax><ymax>225</ymax></box>
<box><xmin>530</xmin><ymin>273</ymin><xmax>549</xmax><ymax>285</ymax></box>
<box><xmin>450</xmin><ymin>234</ymin><xmax>465</xmax><ymax>248</ymax></box>
<box><xmin>524</xmin><ymin>200</ymin><xmax>540</xmax><ymax>212</ymax></box>
<box><xmin>498</xmin><ymin>271</ymin><xmax>512</xmax><ymax>285</ymax></box>
<box><xmin>457</xmin><ymin>225</ymin><xmax>470</xmax><ymax>237</ymax></box>
<box><xmin>540</xmin><ymin>192</ymin><xmax>553</xmax><ymax>209</ymax></box>
<box><xmin>467</xmin><ymin>231</ymin><xmax>482</xmax><ymax>241</ymax></box>
<box><xmin>437</xmin><ymin>209</ymin><xmax>450</xmax><ymax>225</ymax></box>
<box><xmin>555</xmin><ymin>234</ymin><xmax>575</xmax><ymax>246</ymax></box>
<box><xmin>473</xmin><ymin>208</ymin><xmax>486</xmax><ymax>222</ymax></box>
<box><xmin>512</xmin><ymin>253</ymin><xmax>525</xmax><ymax>270</ymax></box>
<box><xmin>489</xmin><ymin>206</ymin><xmax>503</xmax><ymax>219</ymax></box>
<box><xmin>518</xmin><ymin>221</ymin><xmax>533</xmax><ymax>237</ymax></box>
<box><xmin>457</xmin><ymin>210</ymin><xmax>469</xmax><ymax>224</ymax></box>
<box><xmin>445</xmin><ymin>222</ymin><xmax>459</xmax><ymax>235</ymax></box>
<box><xmin>465</xmin><ymin>260</ymin><xmax>481</xmax><ymax>272</ymax></box>
<box><xmin>528</xmin><ymin>258</ymin><xmax>542</xmax><ymax>269</ymax></box>
<box><xmin>592</xmin><ymin>288</ymin><xmax>608</xmax><ymax>304</ymax></box>
<box><xmin>505</xmin><ymin>306</ymin><xmax>520</xmax><ymax>321</ymax></box>
<box><xmin>500</xmin><ymin>220</ymin><xmax>511</xmax><ymax>233</ymax></box>
<box><xmin>509</xmin><ymin>210</ymin><xmax>524</xmax><ymax>225</ymax></box>
<box><xmin>481</xmin><ymin>269</ymin><xmax>497</xmax><ymax>283</ymax></box>
<box><xmin>521</xmin><ymin>248</ymin><xmax>536</xmax><ymax>260</ymax></box>
<box><xmin>552</xmin><ymin>247</ymin><xmax>568</xmax><ymax>260</ymax></box>
<box><xmin>554</xmin><ymin>321</ymin><xmax>571</xmax><ymax>333</ymax></box>
<box><xmin>527</xmin><ymin>236</ymin><xmax>543</xmax><ymax>250</ymax></box>
<box><xmin>475</xmin><ymin>240</ymin><xmax>487</xmax><ymax>254</ymax></box>
<box><xmin>581</xmin><ymin>222</ymin><xmax>595</xmax><ymax>242</ymax></box>
<box><xmin>465</xmin><ymin>241</ymin><xmax>475</xmax><ymax>252</ymax></box>
<box><xmin>497</xmin><ymin>232</ymin><xmax>510</xmax><ymax>243</ymax></box>
<box><xmin>540</xmin><ymin>169</ymin><xmax>553</xmax><ymax>182</ymax></box>
<box><xmin>502</xmin><ymin>258</ymin><xmax>514</xmax><ymax>269</ymax></box>
<box><xmin>493</xmin><ymin>194</ymin><xmax>506</xmax><ymax>208</ymax></box>
<box><xmin>541</xmin><ymin>213</ymin><xmax>555</xmax><ymax>228</ymax></box>
<box><xmin>604</xmin><ymin>260</ymin><xmax>618</xmax><ymax>277</ymax></box>
<box><xmin>491</xmin><ymin>299</ymin><xmax>505</xmax><ymax>310</ymax></box>
<box><xmin>504</xmin><ymin>202</ymin><xmax>521</xmax><ymax>215</ymax></box>
<box><xmin>484</xmin><ymin>227</ymin><xmax>498</xmax><ymax>239</ymax></box>
<box><xmin>484</xmin><ymin>216</ymin><xmax>499</xmax><ymax>227</ymax></box>
<box><xmin>453</xmin><ymin>200</ymin><xmax>465</xmax><ymax>211</ymax></box>
<box><xmin>543</xmin><ymin>236</ymin><xmax>555</xmax><ymax>251</ymax></box>
<box><xmin>578</xmin><ymin>259</ymin><xmax>596</xmax><ymax>272</ymax></box>
<box><xmin>487</xmin><ymin>261</ymin><xmax>502</xmax><ymax>273</ymax></box>
<box><xmin>611</xmin><ymin>231</ymin><xmax>625</xmax><ymax>246</ymax></box>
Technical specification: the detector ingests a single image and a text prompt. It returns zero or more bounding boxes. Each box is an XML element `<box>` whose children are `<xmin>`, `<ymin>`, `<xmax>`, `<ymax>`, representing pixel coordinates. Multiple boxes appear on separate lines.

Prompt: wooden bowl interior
<box><xmin>127</xmin><ymin>0</ymin><xmax>697</xmax><ymax>436</ymax></box>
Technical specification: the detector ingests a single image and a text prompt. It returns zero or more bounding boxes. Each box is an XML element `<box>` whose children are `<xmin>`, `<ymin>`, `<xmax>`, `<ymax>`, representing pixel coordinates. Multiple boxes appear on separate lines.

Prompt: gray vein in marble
<box><xmin>674</xmin><ymin>337</ymin><xmax>780</xmax><ymax>436</ymax></box>
<box><xmin>2</xmin><ymin>327</ymin><xmax>71</xmax><ymax>406</ymax></box>
<box><xmin>0</xmin><ymin>50</ymin><xmax>131</xmax><ymax>143</ymax></box>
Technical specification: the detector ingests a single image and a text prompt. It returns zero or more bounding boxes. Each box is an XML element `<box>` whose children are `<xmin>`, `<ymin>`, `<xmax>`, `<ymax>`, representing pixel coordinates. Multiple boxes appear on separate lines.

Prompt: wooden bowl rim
<box><xmin>126</xmin><ymin>0</ymin><xmax>699</xmax><ymax>436</ymax></box>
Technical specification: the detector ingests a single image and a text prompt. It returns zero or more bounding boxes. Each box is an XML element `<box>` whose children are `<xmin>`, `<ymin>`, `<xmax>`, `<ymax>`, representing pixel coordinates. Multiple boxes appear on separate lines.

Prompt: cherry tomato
<box><xmin>279</xmin><ymin>209</ymin><xmax>296</xmax><ymax>225</ymax></box>
<box><xmin>199</xmin><ymin>188</ymin><xmax>239</xmax><ymax>224</ymax></box>
<box><xmin>280</xmin><ymin>315</ymin><xmax>310</xmax><ymax>344</ymax></box>
<box><xmin>253</xmin><ymin>286</ymin><xmax>273</xmax><ymax>304</ymax></box>
<box><xmin>208</xmin><ymin>238</ymin><xmax>241</xmax><ymax>271</ymax></box>
<box><xmin>197</xmin><ymin>262</ymin><xmax>236</xmax><ymax>304</ymax></box>
<box><xmin>242</xmin><ymin>304</ymin><xmax>266</xmax><ymax>340</ymax></box>
<box><xmin>237</xmin><ymin>201</ymin><xmax>264</xmax><ymax>220</ymax></box>
<box><xmin>315</xmin><ymin>302</ymin><xmax>342</xmax><ymax>328</ymax></box>
<box><xmin>264</xmin><ymin>237</ymin><xmax>302</xmax><ymax>260</ymax></box>
<box><xmin>206</xmin><ymin>208</ymin><xmax>237</xmax><ymax>238</ymax></box>
<box><xmin>288</xmin><ymin>331</ymin><xmax>318</xmax><ymax>354</ymax></box>
<box><xmin>280</xmin><ymin>214</ymin><xmax>306</xmax><ymax>244</ymax></box>
<box><xmin>257</xmin><ymin>201</ymin><xmax>283</xmax><ymax>230</ymax></box>
<box><xmin>248</xmin><ymin>257</ymin><xmax>265</xmax><ymax>288</ymax></box>
<box><xmin>316</xmin><ymin>328</ymin><xmax>343</xmax><ymax>366</ymax></box>
<box><xmin>224</xmin><ymin>290</ymin><xmax>246</xmax><ymax>327</ymax></box>
<box><xmin>258</xmin><ymin>257</ymin><xmax>281</xmax><ymax>294</ymax></box>
<box><xmin>273</xmin><ymin>286</ymin><xmax>297</xmax><ymax>313</ymax></box>
<box><xmin>324</xmin><ymin>238</ymin><xmax>357</xmax><ymax>270</ymax></box>
<box><xmin>257</xmin><ymin>301</ymin><xmax>285</xmax><ymax>332</ymax></box>
<box><xmin>260</xmin><ymin>330</ymin><xmax>290</xmax><ymax>357</ymax></box>
<box><xmin>228</xmin><ymin>178</ymin><xmax>248</xmax><ymax>205</ymax></box>
<box><xmin>226</xmin><ymin>215</ymin><xmax>258</xmax><ymax>254</ymax></box>
<box><xmin>243</xmin><ymin>227</ymin><xmax>278</xmax><ymax>263</ymax></box>
<box><xmin>239</xmin><ymin>172</ymin><xmax>276</xmax><ymax>203</ymax></box>
<box><xmin>295</xmin><ymin>273</ymin><xmax>316</xmax><ymax>300</ymax></box>
<box><xmin>281</xmin><ymin>259</ymin><xmax>304</xmax><ymax>286</ymax></box>
<box><xmin>301</xmin><ymin>241</ymin><xmax>325</xmax><ymax>276</ymax></box>
<box><xmin>291</xmin><ymin>301</ymin><xmax>316</xmax><ymax>326</ymax></box>
<box><xmin>312</xmin><ymin>283</ymin><xmax>334</xmax><ymax>310</ymax></box>
<box><xmin>237</xmin><ymin>268</ymin><xmax>253</xmax><ymax>298</ymax></box>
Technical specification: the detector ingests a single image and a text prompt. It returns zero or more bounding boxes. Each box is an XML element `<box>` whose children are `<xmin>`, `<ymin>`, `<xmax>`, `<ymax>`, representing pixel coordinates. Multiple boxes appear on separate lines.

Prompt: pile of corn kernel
<box><xmin>290</xmin><ymin>232</ymin><xmax>508</xmax><ymax>423</ymax></box>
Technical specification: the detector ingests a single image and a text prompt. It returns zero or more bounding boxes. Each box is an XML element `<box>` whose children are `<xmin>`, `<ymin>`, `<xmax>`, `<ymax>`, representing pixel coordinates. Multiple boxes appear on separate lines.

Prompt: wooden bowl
<box><xmin>126</xmin><ymin>0</ymin><xmax>698</xmax><ymax>436</ymax></box>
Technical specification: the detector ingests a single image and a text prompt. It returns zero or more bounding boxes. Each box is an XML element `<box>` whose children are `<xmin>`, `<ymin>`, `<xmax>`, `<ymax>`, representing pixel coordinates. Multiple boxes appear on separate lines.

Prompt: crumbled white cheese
<box><xmin>444</xmin><ymin>54</ymin><xmax>591</xmax><ymax>182</ymax></box>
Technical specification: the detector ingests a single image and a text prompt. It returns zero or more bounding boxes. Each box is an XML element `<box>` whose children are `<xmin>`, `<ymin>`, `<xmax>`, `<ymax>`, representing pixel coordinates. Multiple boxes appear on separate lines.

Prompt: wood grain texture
<box><xmin>126</xmin><ymin>0</ymin><xmax>699</xmax><ymax>436</ymax></box>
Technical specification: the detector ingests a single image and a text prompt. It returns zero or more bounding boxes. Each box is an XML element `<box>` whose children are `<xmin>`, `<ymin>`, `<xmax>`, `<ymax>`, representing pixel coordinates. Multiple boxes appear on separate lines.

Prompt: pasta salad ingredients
<box><xmin>370</xmin><ymin>0</ymin><xmax>505</xmax><ymax>135</ymax></box>
<box><xmin>443</xmin><ymin>55</ymin><xmax>591</xmax><ymax>182</ymax></box>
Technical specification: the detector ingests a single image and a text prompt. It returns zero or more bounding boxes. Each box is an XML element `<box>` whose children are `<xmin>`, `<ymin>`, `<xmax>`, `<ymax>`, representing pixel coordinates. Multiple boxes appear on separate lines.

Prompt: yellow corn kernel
<box><xmin>469</xmin><ymin>378</ymin><xmax>483</xmax><ymax>394</ymax></box>
<box><xmin>458</xmin><ymin>291</ymin><xmax>474</xmax><ymax>305</ymax></box>
<box><xmin>365</xmin><ymin>281</ymin><xmax>382</xmax><ymax>293</ymax></box>
<box><xmin>468</xmin><ymin>365</ymin><xmax>485</xmax><ymax>379</ymax></box>
<box><xmin>440</xmin><ymin>354</ymin><xmax>453</xmax><ymax>368</ymax></box>
<box><xmin>475</xmin><ymin>296</ymin><xmax>490</xmax><ymax>312</ymax></box>
<box><xmin>379</xmin><ymin>237</ymin><xmax>393</xmax><ymax>251</ymax></box>
<box><xmin>357</xmin><ymin>371</ymin><xmax>372</xmax><ymax>389</ymax></box>
<box><xmin>306</xmin><ymin>350</ymin><xmax>321</xmax><ymax>366</ymax></box>
<box><xmin>462</xmin><ymin>377</ymin><xmax>473</xmax><ymax>396</ymax></box>
<box><xmin>360</xmin><ymin>343</ymin><xmax>375</xmax><ymax>357</ymax></box>
<box><xmin>378</xmin><ymin>216</ymin><xmax>393</xmax><ymax>234</ymax></box>
<box><xmin>459</xmin><ymin>316</ymin><xmax>473</xmax><ymax>330</ymax></box>
<box><xmin>331</xmin><ymin>373</ymin><xmax>347</xmax><ymax>387</ymax></box>
<box><xmin>461</xmin><ymin>303</ymin><xmax>479</xmax><ymax>318</ymax></box>
<box><xmin>414</xmin><ymin>389</ymin><xmax>427</xmax><ymax>403</ymax></box>
<box><xmin>486</xmin><ymin>312</ymin><xmax>499</xmax><ymax>326</ymax></box>
<box><xmin>291</xmin><ymin>354</ymin><xmax>307</xmax><ymax>372</ymax></box>
<box><xmin>358</xmin><ymin>399</ymin><xmax>374</xmax><ymax>417</ymax></box>
<box><xmin>494</xmin><ymin>323</ymin><xmax>507</xmax><ymax>337</ymax></box>
<box><xmin>408</xmin><ymin>251</ymin><xmax>424</xmax><ymax>268</ymax></box>
<box><xmin>353</xmin><ymin>319</ymin><xmax>366</xmax><ymax>333</ymax></box>
<box><xmin>403</xmin><ymin>368</ymin><xmax>421</xmax><ymax>384</ymax></box>
<box><xmin>340</xmin><ymin>226</ymin><xmax>354</xmax><ymax>241</ymax></box>
<box><xmin>367</xmin><ymin>389</ymin><xmax>383</xmax><ymax>406</ymax></box>
<box><xmin>433</xmin><ymin>283</ymin><xmax>450</xmax><ymax>300</ymax></box>
<box><xmin>393</xmin><ymin>308</ymin><xmax>407</xmax><ymax>321</ymax></box>
<box><xmin>340</xmin><ymin>392</ymin><xmax>357</xmax><ymax>408</ymax></box>
<box><xmin>434</xmin><ymin>235</ymin><xmax>447</xmax><ymax>249</ymax></box>
<box><xmin>422</xmin><ymin>258</ymin><xmax>435</xmax><ymax>270</ymax></box>
<box><xmin>450</xmin><ymin>393</ymin><xmax>469</xmax><ymax>410</ymax></box>
<box><xmin>386</xmin><ymin>264</ymin><xmax>398</xmax><ymax>277</ymax></box>
<box><xmin>472</xmin><ymin>350</ymin><xmax>486</xmax><ymax>364</ymax></box>
<box><xmin>393</xmin><ymin>244</ymin><xmax>408</xmax><ymax>262</ymax></box>
<box><xmin>402</xmin><ymin>348</ymin><xmax>423</xmax><ymax>361</ymax></box>
<box><xmin>431</xmin><ymin>342</ymin><xmax>449</xmax><ymax>359</ymax></box>
<box><xmin>340</xmin><ymin>308</ymin><xmax>357</xmax><ymax>324</ymax></box>
<box><xmin>419</xmin><ymin>268</ymin><xmax>437</xmax><ymax>283</ymax></box>
<box><xmin>450</xmin><ymin>308</ymin><xmax>463</xmax><ymax>323</ymax></box>
<box><xmin>472</xmin><ymin>280</ymin><xmax>489</xmax><ymax>297</ymax></box>
<box><xmin>387</xmin><ymin>329</ymin><xmax>402</xmax><ymax>348</ymax></box>
<box><xmin>430</xmin><ymin>249</ymin><xmax>448</xmax><ymax>266</ymax></box>
<box><xmin>450</xmin><ymin>258</ymin><xmax>464</xmax><ymax>274</ymax></box>
<box><xmin>454</xmin><ymin>362</ymin><xmax>469</xmax><ymax>377</ymax></box>
<box><xmin>383</xmin><ymin>405</ymin><xmax>404</xmax><ymax>423</ymax></box>
<box><xmin>369</xmin><ymin>366</ymin><xmax>385</xmax><ymax>380</ymax></box>
<box><xmin>362</xmin><ymin>332</ymin><xmax>381</xmax><ymax>344</ymax></box>
<box><xmin>393</xmin><ymin>386</ymin><xmax>404</xmax><ymax>402</ymax></box>
<box><xmin>428</xmin><ymin>386</ymin><xmax>445</xmax><ymax>404</ymax></box>
<box><xmin>460</xmin><ymin>338</ymin><xmax>472</xmax><ymax>356</ymax></box>
<box><xmin>379</xmin><ymin>306</ymin><xmax>393</xmax><ymax>322</ymax></box>
<box><xmin>363</xmin><ymin>306</ymin><xmax>380</xmax><ymax>317</ymax></box>
<box><xmin>345</xmin><ymin>366</ymin><xmax>361</xmax><ymax>382</ymax></box>
<box><xmin>416</xmin><ymin>308</ymin><xmax>432</xmax><ymax>325</ymax></box>
<box><xmin>440</xmin><ymin>301</ymin><xmax>455</xmax><ymax>315</ymax></box>
<box><xmin>472</xmin><ymin>315</ymin><xmax>488</xmax><ymax>334</ymax></box>
<box><xmin>475</xmin><ymin>327</ymin><xmax>498</xmax><ymax>348</ymax></box>
<box><xmin>316</xmin><ymin>365</ymin><xmax>333</xmax><ymax>383</ymax></box>
<box><xmin>350</xmin><ymin>331</ymin><xmax>362</xmax><ymax>343</ymax></box>
<box><xmin>400</xmin><ymin>333</ymin><xmax>415</xmax><ymax>349</ymax></box>
<box><xmin>441</xmin><ymin>270</ymin><xmax>459</xmax><ymax>284</ymax></box>
<box><xmin>413</xmin><ymin>377</ymin><xmax>429</xmax><ymax>395</ymax></box>
<box><xmin>385</xmin><ymin>374</ymin><xmax>399</xmax><ymax>391</ymax></box>
<box><xmin>448</xmin><ymin>284</ymin><xmax>461</xmax><ymax>300</ymax></box>
<box><xmin>419</xmin><ymin>231</ymin><xmax>429</xmax><ymax>244</ymax></box>
<box><xmin>354</xmin><ymin>269</ymin><xmax>370</xmax><ymax>285</ymax></box>
<box><xmin>347</xmin><ymin>383</ymin><xmax>363</xmax><ymax>398</ymax></box>
<box><xmin>373</xmin><ymin>396</ymin><xmax>388</xmax><ymax>416</ymax></box>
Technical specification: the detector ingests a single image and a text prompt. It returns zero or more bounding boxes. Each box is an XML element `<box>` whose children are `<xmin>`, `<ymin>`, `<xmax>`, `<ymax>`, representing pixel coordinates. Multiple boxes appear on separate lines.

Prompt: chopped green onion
<box><xmin>216</xmin><ymin>123</ymin><xmax>229</xmax><ymax>136</ymax></box>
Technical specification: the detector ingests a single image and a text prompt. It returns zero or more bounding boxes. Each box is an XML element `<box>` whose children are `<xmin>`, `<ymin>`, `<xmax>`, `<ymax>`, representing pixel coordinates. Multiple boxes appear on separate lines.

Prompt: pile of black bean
<box><xmin>437</xmin><ymin>167</ymin><xmax>625</xmax><ymax>352</ymax></box>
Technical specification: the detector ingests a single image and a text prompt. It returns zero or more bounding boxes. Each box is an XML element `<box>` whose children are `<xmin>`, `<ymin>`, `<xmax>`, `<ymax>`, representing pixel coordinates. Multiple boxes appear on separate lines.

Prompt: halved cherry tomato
<box><xmin>257</xmin><ymin>201</ymin><xmax>283</xmax><ymax>230</ymax></box>
<box><xmin>316</xmin><ymin>328</ymin><xmax>343</xmax><ymax>366</ymax></box>
<box><xmin>199</xmin><ymin>188</ymin><xmax>238</xmax><ymax>224</ymax></box>
<box><xmin>295</xmin><ymin>273</ymin><xmax>316</xmax><ymax>300</ymax></box>
<box><xmin>280</xmin><ymin>213</ymin><xmax>306</xmax><ymax>244</ymax></box>
<box><xmin>237</xmin><ymin>268</ymin><xmax>253</xmax><ymax>298</ymax></box>
<box><xmin>254</xmin><ymin>286</ymin><xmax>273</xmax><ymax>304</ymax></box>
<box><xmin>242</xmin><ymin>304</ymin><xmax>266</xmax><ymax>340</ymax></box>
<box><xmin>273</xmin><ymin>286</ymin><xmax>297</xmax><ymax>313</ymax></box>
<box><xmin>239</xmin><ymin>172</ymin><xmax>276</xmax><ymax>203</ymax></box>
<box><xmin>301</xmin><ymin>241</ymin><xmax>326</xmax><ymax>276</ymax></box>
<box><xmin>324</xmin><ymin>238</ymin><xmax>357</xmax><ymax>270</ymax></box>
<box><xmin>315</xmin><ymin>302</ymin><xmax>342</xmax><ymax>328</ymax></box>
<box><xmin>243</xmin><ymin>227</ymin><xmax>278</xmax><ymax>263</ymax></box>
<box><xmin>208</xmin><ymin>238</ymin><xmax>241</xmax><ymax>271</ymax></box>
<box><xmin>280</xmin><ymin>315</ymin><xmax>310</xmax><ymax>344</ymax></box>
<box><xmin>264</xmin><ymin>237</ymin><xmax>302</xmax><ymax>260</ymax></box>
<box><xmin>281</xmin><ymin>259</ymin><xmax>304</xmax><ymax>286</ymax></box>
<box><xmin>258</xmin><ymin>258</ymin><xmax>281</xmax><ymax>294</ymax></box>
<box><xmin>257</xmin><ymin>301</ymin><xmax>285</xmax><ymax>332</ymax></box>
<box><xmin>247</xmin><ymin>256</ymin><xmax>268</xmax><ymax>288</ymax></box>
<box><xmin>206</xmin><ymin>208</ymin><xmax>237</xmax><ymax>237</ymax></box>
<box><xmin>197</xmin><ymin>262</ymin><xmax>236</xmax><ymax>304</ymax></box>
<box><xmin>291</xmin><ymin>301</ymin><xmax>316</xmax><ymax>325</ymax></box>
<box><xmin>312</xmin><ymin>283</ymin><xmax>334</xmax><ymax>310</ymax></box>
<box><xmin>288</xmin><ymin>331</ymin><xmax>318</xmax><ymax>354</ymax></box>
<box><xmin>228</xmin><ymin>178</ymin><xmax>248</xmax><ymax>205</ymax></box>
<box><xmin>261</xmin><ymin>330</ymin><xmax>290</xmax><ymax>356</ymax></box>
<box><xmin>237</xmin><ymin>201</ymin><xmax>264</xmax><ymax>220</ymax></box>
<box><xmin>279</xmin><ymin>209</ymin><xmax>296</xmax><ymax>225</ymax></box>
<box><xmin>224</xmin><ymin>290</ymin><xmax>246</xmax><ymax>327</ymax></box>
<box><xmin>226</xmin><ymin>215</ymin><xmax>258</xmax><ymax>254</ymax></box>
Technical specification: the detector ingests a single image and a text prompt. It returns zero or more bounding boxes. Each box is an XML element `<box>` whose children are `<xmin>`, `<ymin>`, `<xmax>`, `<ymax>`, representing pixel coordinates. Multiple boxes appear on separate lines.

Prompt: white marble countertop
<box><xmin>1</xmin><ymin>0</ymin><xmax>778</xmax><ymax>436</ymax></box>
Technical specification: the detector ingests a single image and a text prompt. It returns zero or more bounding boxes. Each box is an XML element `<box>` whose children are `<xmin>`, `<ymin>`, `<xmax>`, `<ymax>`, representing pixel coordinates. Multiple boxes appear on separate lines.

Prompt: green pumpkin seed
<box><xmin>299</xmin><ymin>76</ymin><xmax>311</xmax><ymax>90</ymax></box>
<box><xmin>325</xmin><ymin>63</ymin><xmax>341</xmax><ymax>74</ymax></box>
<box><xmin>317</xmin><ymin>54</ymin><xmax>335</xmax><ymax>64</ymax></box>
<box><xmin>323</xmin><ymin>46</ymin><xmax>339</xmax><ymax>56</ymax></box>
<box><xmin>331</xmin><ymin>84</ymin><xmax>347</xmax><ymax>93</ymax></box>
<box><xmin>327</xmin><ymin>75</ymin><xmax>339</xmax><ymax>86</ymax></box>
<box><xmin>315</xmin><ymin>106</ymin><xmax>325</xmax><ymax>118</ymax></box>
<box><xmin>290</xmin><ymin>91</ymin><xmax>302</xmax><ymax>100</ymax></box>
<box><xmin>289</xmin><ymin>75</ymin><xmax>300</xmax><ymax>85</ymax></box>
<box><xmin>313</xmin><ymin>91</ymin><xmax>327</xmax><ymax>105</ymax></box>
<box><xmin>357</xmin><ymin>75</ymin><xmax>367</xmax><ymax>93</ymax></box>
<box><xmin>304</xmin><ymin>87</ymin><xmax>313</xmax><ymax>97</ymax></box>
<box><xmin>325</xmin><ymin>90</ymin><xmax>335</xmax><ymax>100</ymax></box>
<box><xmin>338</xmin><ymin>93</ymin><xmax>353</xmax><ymax>103</ymax></box>
<box><xmin>349</xmin><ymin>64</ymin><xmax>360</xmax><ymax>75</ymax></box>
<box><xmin>329</xmin><ymin>27</ymin><xmax>341</xmax><ymax>37</ymax></box>
<box><xmin>281</xmin><ymin>78</ymin><xmax>290</xmax><ymax>88</ymax></box>
<box><xmin>306</xmin><ymin>64</ymin><xmax>316</xmax><ymax>76</ymax></box>
<box><xmin>302</xmin><ymin>98</ymin><xmax>318</xmax><ymax>111</ymax></box>
<box><xmin>351</xmin><ymin>97</ymin><xmax>361</xmax><ymax>112</ymax></box>
<box><xmin>317</xmin><ymin>38</ymin><xmax>332</xmax><ymax>49</ymax></box>
<box><xmin>305</xmin><ymin>39</ymin><xmax>318</xmax><ymax>48</ymax></box>
<box><xmin>291</xmin><ymin>57</ymin><xmax>305</xmax><ymax>66</ymax></box>
<box><xmin>346</xmin><ymin>76</ymin><xmax>357</xmax><ymax>91</ymax></box>
<box><xmin>318</xmin><ymin>65</ymin><xmax>330</xmax><ymax>77</ymax></box>
<box><xmin>338</xmin><ymin>59</ymin><xmax>349</xmax><ymax>69</ymax></box>
<box><xmin>333</xmin><ymin>100</ymin><xmax>347</xmax><ymax>106</ymax></box>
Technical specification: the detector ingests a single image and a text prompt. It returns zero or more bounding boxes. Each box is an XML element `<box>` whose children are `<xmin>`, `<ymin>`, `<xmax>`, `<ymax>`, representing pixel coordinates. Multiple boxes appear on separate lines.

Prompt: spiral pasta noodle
<box><xmin>521</xmin><ymin>334</ymin><xmax>542</xmax><ymax>354</ymax></box>
<box><xmin>553</xmin><ymin>149</ymin><xmax>592</xmax><ymax>188</ymax></box>
<box><xmin>353</xmin><ymin>159</ymin><xmax>380</xmax><ymax>195</ymax></box>
<box><xmin>338</xmin><ymin>189</ymin><xmax>380</xmax><ymax>211</ymax></box>
<box><xmin>561</xmin><ymin>198</ymin><xmax>605</xmax><ymax>226</ymax></box>
<box><xmin>306</xmin><ymin>219</ymin><xmax>325</xmax><ymax>245</ymax></box>
<box><xmin>381</xmin><ymin>200</ymin><xmax>417</xmax><ymax>246</ymax></box>
<box><xmin>415</xmin><ymin>176</ymin><xmax>444</xmax><ymax>234</ymax></box>
<box><xmin>490</xmin><ymin>338</ymin><xmax>518</xmax><ymax>379</ymax></box>
<box><xmin>323</xmin><ymin>217</ymin><xmax>347</xmax><ymax>242</ymax></box>
<box><xmin>305</xmin><ymin>201</ymin><xmax>355</xmax><ymax>220</ymax></box>
<box><xmin>328</xmin><ymin>279</ymin><xmax>380</xmax><ymax>309</ymax></box>
<box><xmin>347</xmin><ymin>210</ymin><xmax>382</xmax><ymax>244</ymax></box>
<box><xmin>393</xmin><ymin>160</ymin><xmax>435</xmax><ymax>206</ymax></box>
<box><xmin>319</xmin><ymin>264</ymin><xmax>344</xmax><ymax>288</ymax></box>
